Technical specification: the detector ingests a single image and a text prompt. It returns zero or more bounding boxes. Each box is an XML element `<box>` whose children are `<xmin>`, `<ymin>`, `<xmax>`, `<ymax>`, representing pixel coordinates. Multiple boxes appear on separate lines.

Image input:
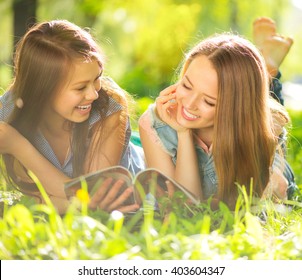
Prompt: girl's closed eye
<box><xmin>77</xmin><ymin>85</ymin><xmax>87</xmax><ymax>91</ymax></box>
<box><xmin>182</xmin><ymin>82</ymin><xmax>192</xmax><ymax>90</ymax></box>
<box><xmin>204</xmin><ymin>99</ymin><xmax>215</xmax><ymax>107</ymax></box>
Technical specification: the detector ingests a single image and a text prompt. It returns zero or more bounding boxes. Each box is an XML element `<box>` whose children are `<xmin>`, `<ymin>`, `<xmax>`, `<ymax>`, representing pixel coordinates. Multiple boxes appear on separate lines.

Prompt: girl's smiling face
<box><xmin>175</xmin><ymin>55</ymin><xmax>218</xmax><ymax>133</ymax></box>
<box><xmin>45</xmin><ymin>59</ymin><xmax>102</xmax><ymax>126</ymax></box>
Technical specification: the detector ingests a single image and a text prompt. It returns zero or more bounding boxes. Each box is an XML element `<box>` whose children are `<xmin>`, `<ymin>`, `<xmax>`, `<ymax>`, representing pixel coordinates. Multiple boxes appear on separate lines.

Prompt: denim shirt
<box><xmin>148</xmin><ymin>104</ymin><xmax>217</xmax><ymax>198</ymax></box>
<box><xmin>147</xmin><ymin>104</ymin><xmax>296</xmax><ymax>199</ymax></box>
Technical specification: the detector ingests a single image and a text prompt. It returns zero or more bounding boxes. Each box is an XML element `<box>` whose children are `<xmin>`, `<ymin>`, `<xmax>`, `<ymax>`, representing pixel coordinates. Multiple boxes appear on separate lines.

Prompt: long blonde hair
<box><xmin>180</xmin><ymin>34</ymin><xmax>285</xmax><ymax>207</ymax></box>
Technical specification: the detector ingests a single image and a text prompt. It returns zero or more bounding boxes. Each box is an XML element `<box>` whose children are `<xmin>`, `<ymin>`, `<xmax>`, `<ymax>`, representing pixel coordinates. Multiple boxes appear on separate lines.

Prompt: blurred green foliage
<box><xmin>1</xmin><ymin>0</ymin><xmax>301</xmax><ymax>98</ymax></box>
<box><xmin>287</xmin><ymin>110</ymin><xmax>302</xmax><ymax>183</ymax></box>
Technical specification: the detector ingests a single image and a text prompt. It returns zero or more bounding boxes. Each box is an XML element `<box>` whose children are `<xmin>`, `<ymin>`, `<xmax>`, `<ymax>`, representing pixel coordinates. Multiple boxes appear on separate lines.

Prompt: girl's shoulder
<box><xmin>0</xmin><ymin>91</ymin><xmax>15</xmax><ymax>121</ymax></box>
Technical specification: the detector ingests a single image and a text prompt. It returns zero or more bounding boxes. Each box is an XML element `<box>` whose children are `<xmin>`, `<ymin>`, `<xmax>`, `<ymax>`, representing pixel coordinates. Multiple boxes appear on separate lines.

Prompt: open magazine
<box><xmin>64</xmin><ymin>166</ymin><xmax>200</xmax><ymax>206</ymax></box>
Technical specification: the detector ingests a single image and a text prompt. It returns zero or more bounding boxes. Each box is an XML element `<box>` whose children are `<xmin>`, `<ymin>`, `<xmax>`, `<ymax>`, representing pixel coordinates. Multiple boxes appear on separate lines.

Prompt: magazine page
<box><xmin>134</xmin><ymin>168</ymin><xmax>200</xmax><ymax>205</ymax></box>
<box><xmin>64</xmin><ymin>166</ymin><xmax>133</xmax><ymax>199</ymax></box>
<box><xmin>64</xmin><ymin>166</ymin><xmax>200</xmax><ymax>207</ymax></box>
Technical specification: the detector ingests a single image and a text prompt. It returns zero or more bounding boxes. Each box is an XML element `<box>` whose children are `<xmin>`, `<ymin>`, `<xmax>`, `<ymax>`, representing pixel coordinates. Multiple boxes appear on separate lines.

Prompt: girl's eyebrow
<box><xmin>73</xmin><ymin>72</ymin><xmax>102</xmax><ymax>86</ymax></box>
<box><xmin>94</xmin><ymin>72</ymin><xmax>102</xmax><ymax>81</ymax></box>
<box><xmin>185</xmin><ymin>74</ymin><xmax>217</xmax><ymax>101</ymax></box>
<box><xmin>184</xmin><ymin>75</ymin><xmax>194</xmax><ymax>87</ymax></box>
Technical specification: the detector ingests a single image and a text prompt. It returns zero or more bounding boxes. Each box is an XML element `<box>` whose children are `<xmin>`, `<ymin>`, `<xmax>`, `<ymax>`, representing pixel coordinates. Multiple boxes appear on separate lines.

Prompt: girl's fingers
<box><xmin>89</xmin><ymin>177</ymin><xmax>113</xmax><ymax>209</ymax></box>
<box><xmin>100</xmin><ymin>179</ymin><xmax>125</xmax><ymax>209</ymax></box>
<box><xmin>165</xmin><ymin>180</ymin><xmax>176</xmax><ymax>198</ymax></box>
<box><xmin>155</xmin><ymin>84</ymin><xmax>178</xmax><ymax>123</ymax></box>
<box><xmin>89</xmin><ymin>179</ymin><xmax>140</xmax><ymax>213</ymax></box>
<box><xmin>156</xmin><ymin>93</ymin><xmax>176</xmax><ymax>107</ymax></box>
<box><xmin>155</xmin><ymin>184</ymin><xmax>167</xmax><ymax>197</ymax></box>
<box><xmin>106</xmin><ymin>187</ymin><xmax>135</xmax><ymax>212</ymax></box>
<box><xmin>116</xmin><ymin>203</ymin><xmax>140</xmax><ymax>213</ymax></box>
<box><xmin>156</xmin><ymin>95</ymin><xmax>177</xmax><ymax>121</ymax></box>
<box><xmin>156</xmin><ymin>83</ymin><xmax>178</xmax><ymax>105</ymax></box>
<box><xmin>159</xmin><ymin>83</ymin><xmax>178</xmax><ymax>97</ymax></box>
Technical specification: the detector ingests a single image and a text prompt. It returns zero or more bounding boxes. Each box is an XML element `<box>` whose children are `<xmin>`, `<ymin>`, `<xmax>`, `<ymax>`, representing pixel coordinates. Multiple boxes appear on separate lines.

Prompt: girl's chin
<box><xmin>177</xmin><ymin>117</ymin><xmax>195</xmax><ymax>128</ymax></box>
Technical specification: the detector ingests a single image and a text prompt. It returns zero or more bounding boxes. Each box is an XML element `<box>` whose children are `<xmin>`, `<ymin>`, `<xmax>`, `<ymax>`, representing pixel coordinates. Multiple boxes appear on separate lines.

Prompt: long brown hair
<box><xmin>2</xmin><ymin>20</ymin><xmax>128</xmax><ymax>191</ymax></box>
<box><xmin>180</xmin><ymin>34</ymin><xmax>283</xmax><ymax>207</ymax></box>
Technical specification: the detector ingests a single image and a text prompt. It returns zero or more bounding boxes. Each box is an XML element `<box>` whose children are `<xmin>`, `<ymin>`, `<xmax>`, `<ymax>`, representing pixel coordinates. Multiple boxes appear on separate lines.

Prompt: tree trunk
<box><xmin>13</xmin><ymin>0</ymin><xmax>37</xmax><ymax>51</ymax></box>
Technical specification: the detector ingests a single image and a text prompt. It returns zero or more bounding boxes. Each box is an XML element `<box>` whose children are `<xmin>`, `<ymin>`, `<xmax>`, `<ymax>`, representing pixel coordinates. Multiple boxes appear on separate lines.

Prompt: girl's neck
<box><xmin>39</xmin><ymin>120</ymin><xmax>72</xmax><ymax>166</ymax></box>
<box><xmin>194</xmin><ymin>128</ymin><xmax>213</xmax><ymax>148</ymax></box>
<box><xmin>39</xmin><ymin>119</ymin><xmax>72</xmax><ymax>138</ymax></box>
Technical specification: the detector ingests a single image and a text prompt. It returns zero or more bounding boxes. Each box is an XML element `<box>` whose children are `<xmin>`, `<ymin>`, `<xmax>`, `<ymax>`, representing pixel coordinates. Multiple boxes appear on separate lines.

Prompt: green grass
<box><xmin>0</xmin><ymin>110</ymin><xmax>302</xmax><ymax>260</ymax></box>
<box><xmin>1</xmin><ymin>178</ymin><xmax>302</xmax><ymax>260</ymax></box>
<box><xmin>287</xmin><ymin>109</ymin><xmax>302</xmax><ymax>184</ymax></box>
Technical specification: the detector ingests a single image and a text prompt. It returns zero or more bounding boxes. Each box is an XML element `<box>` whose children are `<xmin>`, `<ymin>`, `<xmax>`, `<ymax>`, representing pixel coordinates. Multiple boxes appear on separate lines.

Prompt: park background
<box><xmin>1</xmin><ymin>0</ymin><xmax>302</xmax><ymax>105</ymax></box>
<box><xmin>0</xmin><ymin>0</ymin><xmax>302</xmax><ymax>260</ymax></box>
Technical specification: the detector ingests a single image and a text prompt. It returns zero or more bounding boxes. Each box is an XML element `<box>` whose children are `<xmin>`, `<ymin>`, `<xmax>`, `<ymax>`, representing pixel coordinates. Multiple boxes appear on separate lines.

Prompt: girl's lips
<box><xmin>182</xmin><ymin>107</ymin><xmax>200</xmax><ymax>120</ymax></box>
<box><xmin>75</xmin><ymin>104</ymin><xmax>92</xmax><ymax>114</ymax></box>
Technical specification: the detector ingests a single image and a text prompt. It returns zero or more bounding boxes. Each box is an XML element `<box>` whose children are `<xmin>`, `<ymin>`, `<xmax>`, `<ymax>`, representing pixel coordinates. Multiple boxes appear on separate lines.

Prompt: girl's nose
<box><xmin>185</xmin><ymin>92</ymin><xmax>199</xmax><ymax>110</ymax></box>
<box><xmin>86</xmin><ymin>85</ymin><xmax>99</xmax><ymax>100</ymax></box>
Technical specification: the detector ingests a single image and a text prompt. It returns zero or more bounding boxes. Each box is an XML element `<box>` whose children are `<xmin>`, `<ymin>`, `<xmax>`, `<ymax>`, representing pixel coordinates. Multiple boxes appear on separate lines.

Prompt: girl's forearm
<box><xmin>175</xmin><ymin>130</ymin><xmax>203</xmax><ymax>199</ymax></box>
<box><xmin>13</xmin><ymin>136</ymin><xmax>70</xmax><ymax>198</ymax></box>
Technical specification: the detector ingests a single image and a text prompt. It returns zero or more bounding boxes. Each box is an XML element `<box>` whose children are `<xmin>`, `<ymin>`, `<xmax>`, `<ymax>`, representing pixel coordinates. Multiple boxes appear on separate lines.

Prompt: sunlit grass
<box><xmin>0</xmin><ymin>174</ymin><xmax>302</xmax><ymax>259</ymax></box>
<box><xmin>0</xmin><ymin>108</ymin><xmax>301</xmax><ymax>260</ymax></box>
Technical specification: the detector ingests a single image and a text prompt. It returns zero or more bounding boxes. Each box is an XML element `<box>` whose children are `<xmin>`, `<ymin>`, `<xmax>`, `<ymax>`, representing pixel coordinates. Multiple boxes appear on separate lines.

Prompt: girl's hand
<box><xmin>155</xmin><ymin>84</ymin><xmax>188</xmax><ymax>133</ymax></box>
<box><xmin>89</xmin><ymin>178</ymin><xmax>140</xmax><ymax>213</ymax></box>
<box><xmin>155</xmin><ymin>180</ymin><xmax>176</xmax><ymax>199</ymax></box>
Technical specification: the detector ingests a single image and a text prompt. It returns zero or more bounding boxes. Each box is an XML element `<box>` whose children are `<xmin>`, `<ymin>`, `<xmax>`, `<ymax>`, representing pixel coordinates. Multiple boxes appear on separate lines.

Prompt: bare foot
<box><xmin>253</xmin><ymin>17</ymin><xmax>276</xmax><ymax>49</ymax></box>
<box><xmin>261</xmin><ymin>35</ymin><xmax>294</xmax><ymax>76</ymax></box>
<box><xmin>253</xmin><ymin>17</ymin><xmax>293</xmax><ymax>76</ymax></box>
